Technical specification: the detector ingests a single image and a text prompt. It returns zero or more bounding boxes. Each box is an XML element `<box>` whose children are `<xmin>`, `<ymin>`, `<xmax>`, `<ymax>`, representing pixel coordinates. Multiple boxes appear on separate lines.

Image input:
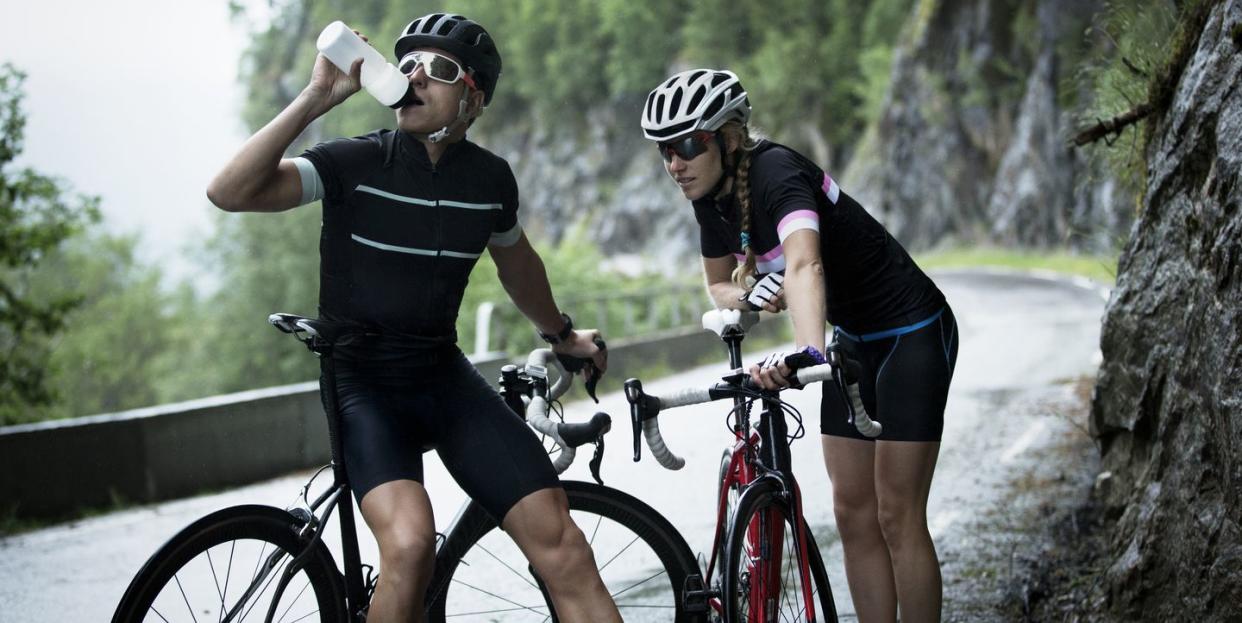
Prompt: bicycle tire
<box><xmin>723</xmin><ymin>481</ymin><xmax>837</xmax><ymax>623</ymax></box>
<box><xmin>427</xmin><ymin>480</ymin><xmax>704</xmax><ymax>622</ymax></box>
<box><xmin>713</xmin><ymin>448</ymin><xmax>742</xmax><ymax>591</ymax></box>
<box><xmin>112</xmin><ymin>505</ymin><xmax>346</xmax><ymax>623</ymax></box>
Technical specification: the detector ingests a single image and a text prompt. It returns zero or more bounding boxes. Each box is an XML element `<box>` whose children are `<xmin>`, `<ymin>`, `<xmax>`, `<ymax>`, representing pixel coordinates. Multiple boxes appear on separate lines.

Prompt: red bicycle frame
<box><xmin>705</xmin><ymin>404</ymin><xmax>820</xmax><ymax>621</ymax></box>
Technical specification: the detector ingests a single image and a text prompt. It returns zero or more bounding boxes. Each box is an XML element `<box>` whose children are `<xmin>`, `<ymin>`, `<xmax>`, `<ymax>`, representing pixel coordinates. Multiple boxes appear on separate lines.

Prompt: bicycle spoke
<box><xmin>445</xmin><ymin>578</ymin><xmax>549</xmax><ymax>617</ymax></box>
<box><xmin>285</xmin><ymin>610</ymin><xmax>323</xmax><ymax>623</ymax></box>
<box><xmin>151</xmin><ymin>605</ymin><xmax>172</xmax><ymax>623</ymax></box>
<box><xmin>446</xmin><ymin>604</ymin><xmax>553</xmax><ymax>618</ymax></box>
<box><xmin>208</xmin><ymin>549</ymin><xmax>224</xmax><ymax>605</ymax></box>
<box><xmin>238</xmin><ymin>551</ymin><xmax>290</xmax><ymax>621</ymax></box>
<box><xmin>174</xmin><ymin>574</ymin><xmax>201</xmax><ymax>623</ymax></box>
<box><xmin>608</xmin><ymin>567</ymin><xmax>670</xmax><ymax>599</ymax></box>
<box><xmin>276</xmin><ymin>577</ymin><xmax>313</xmax><ymax>622</ymax></box>
<box><xmin>220</xmin><ymin>541</ymin><xmax>235</xmax><ymax>623</ymax></box>
<box><xmin>584</xmin><ymin>512</ymin><xmax>603</xmax><ymax>546</ymax></box>
<box><xmin>595</xmin><ymin>533</ymin><xmax>640</xmax><ymax>574</ymax></box>
<box><xmin>781</xmin><ymin>554</ymin><xmax>804</xmax><ymax>622</ymax></box>
<box><xmin>471</xmin><ymin>542</ymin><xmax>541</xmax><ymax>591</ymax></box>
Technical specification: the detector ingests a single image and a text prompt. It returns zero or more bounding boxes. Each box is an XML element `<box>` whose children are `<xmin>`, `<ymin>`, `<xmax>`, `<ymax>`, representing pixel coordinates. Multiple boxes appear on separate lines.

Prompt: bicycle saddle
<box><xmin>701</xmin><ymin>308</ymin><xmax>761</xmax><ymax>337</ymax></box>
<box><xmin>267</xmin><ymin>313</ymin><xmax>371</xmax><ymax>346</ymax></box>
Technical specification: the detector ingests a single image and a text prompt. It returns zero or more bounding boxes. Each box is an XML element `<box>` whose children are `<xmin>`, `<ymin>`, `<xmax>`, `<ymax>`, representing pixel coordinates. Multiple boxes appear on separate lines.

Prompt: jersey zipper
<box><xmin>430</xmin><ymin>165</ymin><xmax>442</xmax><ymax>327</ymax></box>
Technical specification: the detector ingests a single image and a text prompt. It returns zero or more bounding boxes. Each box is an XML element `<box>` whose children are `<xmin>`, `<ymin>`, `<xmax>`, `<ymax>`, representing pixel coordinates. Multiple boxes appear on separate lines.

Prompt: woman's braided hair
<box><xmin>718</xmin><ymin>121</ymin><xmax>763</xmax><ymax>288</ymax></box>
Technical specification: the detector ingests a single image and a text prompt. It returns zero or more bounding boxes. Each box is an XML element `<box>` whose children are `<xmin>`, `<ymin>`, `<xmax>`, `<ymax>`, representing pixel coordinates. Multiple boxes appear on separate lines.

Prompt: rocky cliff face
<box><xmin>1091</xmin><ymin>1</ymin><xmax>1242</xmax><ymax>618</ymax></box>
<box><xmin>488</xmin><ymin>100</ymin><xmax>700</xmax><ymax>269</ymax></box>
<box><xmin>487</xmin><ymin>0</ymin><xmax>1135</xmax><ymax>267</ymax></box>
<box><xmin>847</xmin><ymin>0</ymin><xmax>1131</xmax><ymax>252</ymax></box>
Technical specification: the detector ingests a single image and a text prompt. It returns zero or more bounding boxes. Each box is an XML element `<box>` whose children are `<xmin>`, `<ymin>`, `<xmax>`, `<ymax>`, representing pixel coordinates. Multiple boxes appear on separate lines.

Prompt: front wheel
<box><xmin>427</xmin><ymin>480</ymin><xmax>703</xmax><ymax>622</ymax></box>
<box><xmin>112</xmin><ymin>505</ymin><xmax>346</xmax><ymax>623</ymax></box>
<box><xmin>723</xmin><ymin>482</ymin><xmax>837</xmax><ymax>622</ymax></box>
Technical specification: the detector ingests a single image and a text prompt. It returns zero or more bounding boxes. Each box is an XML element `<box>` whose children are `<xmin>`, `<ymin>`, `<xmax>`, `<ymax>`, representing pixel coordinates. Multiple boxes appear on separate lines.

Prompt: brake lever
<box><xmin>554</xmin><ymin>336</ymin><xmax>607</xmax><ymax>403</ymax></box>
<box><xmin>589</xmin><ymin>434</ymin><xmax>605</xmax><ymax>485</ymax></box>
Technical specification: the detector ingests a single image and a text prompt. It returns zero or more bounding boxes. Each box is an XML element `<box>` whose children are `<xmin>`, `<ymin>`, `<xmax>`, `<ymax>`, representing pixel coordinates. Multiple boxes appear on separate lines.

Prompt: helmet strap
<box><xmin>427</xmin><ymin>89</ymin><xmax>472</xmax><ymax>144</ymax></box>
<box><xmin>708</xmin><ymin>133</ymin><xmax>735</xmax><ymax>198</ymax></box>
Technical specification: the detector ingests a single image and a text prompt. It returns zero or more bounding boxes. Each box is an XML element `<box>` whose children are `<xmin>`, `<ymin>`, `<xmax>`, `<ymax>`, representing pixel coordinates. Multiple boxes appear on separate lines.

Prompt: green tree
<box><xmin>29</xmin><ymin>232</ymin><xmax>179</xmax><ymax>418</ymax></box>
<box><xmin>189</xmin><ymin>209</ymin><xmax>323</xmax><ymax>395</ymax></box>
<box><xmin>0</xmin><ymin>64</ymin><xmax>101</xmax><ymax>424</ymax></box>
<box><xmin>681</xmin><ymin>0</ymin><xmax>757</xmax><ymax>67</ymax></box>
<box><xmin>599</xmin><ymin>0</ymin><xmax>684</xmax><ymax>98</ymax></box>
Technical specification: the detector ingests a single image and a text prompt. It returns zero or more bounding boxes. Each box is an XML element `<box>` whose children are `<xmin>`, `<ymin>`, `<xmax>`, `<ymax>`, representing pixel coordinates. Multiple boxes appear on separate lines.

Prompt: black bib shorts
<box><xmin>821</xmin><ymin>306</ymin><xmax>959</xmax><ymax>442</ymax></box>
<box><xmin>325</xmin><ymin>347</ymin><xmax>560</xmax><ymax>522</ymax></box>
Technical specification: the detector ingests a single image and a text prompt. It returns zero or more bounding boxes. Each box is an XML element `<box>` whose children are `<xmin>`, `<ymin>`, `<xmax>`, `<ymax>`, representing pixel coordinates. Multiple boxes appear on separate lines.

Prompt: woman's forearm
<box><xmin>784</xmin><ymin>260</ymin><xmax>827</xmax><ymax>353</ymax></box>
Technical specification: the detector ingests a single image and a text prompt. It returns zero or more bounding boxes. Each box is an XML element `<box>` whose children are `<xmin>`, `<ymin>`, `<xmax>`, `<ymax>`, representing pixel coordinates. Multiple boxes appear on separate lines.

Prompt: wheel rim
<box><xmin>439</xmin><ymin>507</ymin><xmax>681</xmax><ymax>621</ymax></box>
<box><xmin>141</xmin><ymin>538</ymin><xmax>330</xmax><ymax>622</ymax></box>
<box><xmin>119</xmin><ymin>510</ymin><xmax>341</xmax><ymax>623</ymax></box>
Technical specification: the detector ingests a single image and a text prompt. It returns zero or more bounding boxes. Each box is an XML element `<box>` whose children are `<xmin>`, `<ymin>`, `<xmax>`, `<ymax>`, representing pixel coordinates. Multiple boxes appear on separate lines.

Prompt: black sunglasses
<box><xmin>657</xmin><ymin>131</ymin><xmax>715</xmax><ymax>163</ymax></box>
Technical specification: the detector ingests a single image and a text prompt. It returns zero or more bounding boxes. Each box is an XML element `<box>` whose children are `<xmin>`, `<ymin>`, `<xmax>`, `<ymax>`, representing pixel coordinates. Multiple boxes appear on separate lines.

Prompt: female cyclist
<box><xmin>641</xmin><ymin>69</ymin><xmax>958</xmax><ymax>623</ymax></box>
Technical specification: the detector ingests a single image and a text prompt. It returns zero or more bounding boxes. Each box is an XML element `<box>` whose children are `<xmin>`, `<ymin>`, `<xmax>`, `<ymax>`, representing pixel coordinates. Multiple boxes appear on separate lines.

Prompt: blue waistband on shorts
<box><xmin>836</xmin><ymin>307</ymin><xmax>945</xmax><ymax>343</ymax></box>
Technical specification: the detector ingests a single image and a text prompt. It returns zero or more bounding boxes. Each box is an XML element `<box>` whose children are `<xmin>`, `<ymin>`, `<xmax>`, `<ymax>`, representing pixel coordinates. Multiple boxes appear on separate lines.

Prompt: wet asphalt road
<box><xmin>0</xmin><ymin>268</ymin><xmax>1109</xmax><ymax>621</ymax></box>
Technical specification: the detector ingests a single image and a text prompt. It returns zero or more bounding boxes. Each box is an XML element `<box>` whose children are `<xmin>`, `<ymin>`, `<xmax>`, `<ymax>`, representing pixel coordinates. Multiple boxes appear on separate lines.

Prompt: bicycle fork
<box><xmin>753</xmin><ymin>401</ymin><xmax>819</xmax><ymax>622</ymax></box>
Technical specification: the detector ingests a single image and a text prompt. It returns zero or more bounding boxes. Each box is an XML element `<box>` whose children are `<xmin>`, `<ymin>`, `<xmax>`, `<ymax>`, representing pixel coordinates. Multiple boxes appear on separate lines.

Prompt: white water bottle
<box><xmin>316</xmin><ymin>21</ymin><xmax>413</xmax><ymax>108</ymax></box>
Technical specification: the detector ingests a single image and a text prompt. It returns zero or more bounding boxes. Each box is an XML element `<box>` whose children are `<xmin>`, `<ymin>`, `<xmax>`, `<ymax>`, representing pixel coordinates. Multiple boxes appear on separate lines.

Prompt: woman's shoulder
<box><xmin>748</xmin><ymin>141</ymin><xmax>821</xmax><ymax>177</ymax></box>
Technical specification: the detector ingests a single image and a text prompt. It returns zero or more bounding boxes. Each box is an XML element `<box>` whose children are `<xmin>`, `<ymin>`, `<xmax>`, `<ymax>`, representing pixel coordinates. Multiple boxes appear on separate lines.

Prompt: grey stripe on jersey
<box><xmin>489</xmin><ymin>222</ymin><xmax>523</xmax><ymax>247</ymax></box>
<box><xmin>292</xmin><ymin>157</ymin><xmax>324</xmax><ymax>205</ymax></box>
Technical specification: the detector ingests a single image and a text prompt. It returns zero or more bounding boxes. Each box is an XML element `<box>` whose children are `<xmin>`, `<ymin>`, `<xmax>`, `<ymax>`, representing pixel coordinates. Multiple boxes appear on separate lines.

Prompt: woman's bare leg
<box><xmin>823</xmin><ymin>435</ymin><xmax>898</xmax><ymax>622</ymax></box>
<box><xmin>875</xmin><ymin>440</ymin><xmax>942</xmax><ymax>623</ymax></box>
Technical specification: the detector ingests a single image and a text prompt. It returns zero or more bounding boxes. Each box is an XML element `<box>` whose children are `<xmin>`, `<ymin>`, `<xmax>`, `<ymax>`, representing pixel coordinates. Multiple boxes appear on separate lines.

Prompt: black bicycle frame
<box><xmin>317</xmin><ymin>354</ymin><xmax>370</xmax><ymax>620</ymax></box>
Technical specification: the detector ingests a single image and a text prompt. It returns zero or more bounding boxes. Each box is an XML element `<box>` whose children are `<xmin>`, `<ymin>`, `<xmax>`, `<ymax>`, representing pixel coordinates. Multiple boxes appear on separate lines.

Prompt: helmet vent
<box><xmin>687</xmin><ymin>70</ymin><xmax>707</xmax><ymax>84</ymax></box>
<box><xmin>686</xmin><ymin>86</ymin><xmax>706</xmax><ymax>113</ymax></box>
<box><xmin>710</xmin><ymin>73</ymin><xmax>728</xmax><ymax>88</ymax></box>
<box><xmin>701</xmin><ymin>95</ymin><xmax>723</xmax><ymax>122</ymax></box>
<box><xmin>669</xmin><ymin>89</ymin><xmax>683</xmax><ymax>118</ymax></box>
<box><xmin>655</xmin><ymin>94</ymin><xmax>666</xmax><ymax>123</ymax></box>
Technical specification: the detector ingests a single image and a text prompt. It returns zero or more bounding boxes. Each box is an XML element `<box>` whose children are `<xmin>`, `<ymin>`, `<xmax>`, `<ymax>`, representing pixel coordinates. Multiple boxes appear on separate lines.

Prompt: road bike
<box><xmin>112</xmin><ymin>313</ymin><xmax>702</xmax><ymax>622</ymax></box>
<box><xmin>625</xmin><ymin>308</ymin><xmax>879</xmax><ymax>622</ymax></box>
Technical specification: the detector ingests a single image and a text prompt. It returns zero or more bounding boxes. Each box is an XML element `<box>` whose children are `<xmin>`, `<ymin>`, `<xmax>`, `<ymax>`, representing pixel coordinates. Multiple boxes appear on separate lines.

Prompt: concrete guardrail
<box><xmin>0</xmin><ymin>320</ymin><xmax>787</xmax><ymax>521</ymax></box>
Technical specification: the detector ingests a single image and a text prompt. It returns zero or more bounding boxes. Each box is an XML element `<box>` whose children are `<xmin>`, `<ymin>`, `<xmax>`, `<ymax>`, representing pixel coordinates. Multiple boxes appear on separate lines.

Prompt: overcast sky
<box><xmin>2</xmin><ymin>1</ymin><xmax>268</xmax><ymax>286</ymax></box>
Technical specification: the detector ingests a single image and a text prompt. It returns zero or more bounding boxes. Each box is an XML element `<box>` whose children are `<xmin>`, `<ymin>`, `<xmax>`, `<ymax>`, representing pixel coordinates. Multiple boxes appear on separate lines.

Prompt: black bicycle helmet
<box><xmin>395</xmin><ymin>13</ymin><xmax>502</xmax><ymax>105</ymax></box>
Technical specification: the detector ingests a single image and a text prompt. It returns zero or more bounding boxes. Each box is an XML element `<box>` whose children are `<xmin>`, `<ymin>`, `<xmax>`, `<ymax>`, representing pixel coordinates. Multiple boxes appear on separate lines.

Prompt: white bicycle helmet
<box><xmin>641</xmin><ymin>69</ymin><xmax>750</xmax><ymax>142</ymax></box>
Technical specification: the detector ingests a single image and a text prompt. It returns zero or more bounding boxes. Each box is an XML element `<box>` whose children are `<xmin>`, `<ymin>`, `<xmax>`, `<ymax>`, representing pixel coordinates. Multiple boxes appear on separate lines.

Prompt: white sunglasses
<box><xmin>397</xmin><ymin>51</ymin><xmax>476</xmax><ymax>88</ymax></box>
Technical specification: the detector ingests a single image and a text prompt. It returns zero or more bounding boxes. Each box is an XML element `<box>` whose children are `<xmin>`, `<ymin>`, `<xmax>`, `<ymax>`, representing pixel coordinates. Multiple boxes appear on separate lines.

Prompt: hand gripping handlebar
<box><xmin>522</xmin><ymin>348</ymin><xmax>611</xmax><ymax>474</ymax></box>
<box><xmin>625</xmin><ymin>358</ymin><xmax>881</xmax><ymax>471</ymax></box>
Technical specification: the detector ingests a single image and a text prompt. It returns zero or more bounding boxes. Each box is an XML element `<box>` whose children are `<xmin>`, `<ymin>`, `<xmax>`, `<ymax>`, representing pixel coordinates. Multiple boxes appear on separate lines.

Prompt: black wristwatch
<box><xmin>538</xmin><ymin>312</ymin><xmax>574</xmax><ymax>345</ymax></box>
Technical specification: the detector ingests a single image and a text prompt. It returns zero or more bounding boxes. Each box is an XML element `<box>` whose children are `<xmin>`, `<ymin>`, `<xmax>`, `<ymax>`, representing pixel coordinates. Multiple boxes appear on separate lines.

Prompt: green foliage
<box><xmin>0</xmin><ymin>64</ymin><xmax>102</xmax><ymax>424</ymax></box>
<box><xmin>681</xmin><ymin>0</ymin><xmax>757</xmax><ymax>66</ymax></box>
<box><xmin>232</xmin><ymin>0</ymin><xmax>921</xmax><ymax>152</ymax></box>
<box><xmin>1073</xmin><ymin>0</ymin><xmax>1181</xmax><ymax>197</ymax></box>
<box><xmin>598</xmin><ymin>0</ymin><xmax>684</xmax><ymax>97</ymax></box>
<box><xmin>28</xmin><ymin>232</ymin><xmax>179</xmax><ymax>419</ymax></box>
<box><xmin>182</xmin><ymin>208</ymin><xmax>324</xmax><ymax>397</ymax></box>
<box><xmin>915</xmin><ymin>246</ymin><xmax>1120</xmax><ymax>285</ymax></box>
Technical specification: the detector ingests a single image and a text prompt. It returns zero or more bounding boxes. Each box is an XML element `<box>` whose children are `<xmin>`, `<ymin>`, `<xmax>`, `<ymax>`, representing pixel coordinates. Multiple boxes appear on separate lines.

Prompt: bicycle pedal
<box><xmin>681</xmin><ymin>574</ymin><xmax>714</xmax><ymax>613</ymax></box>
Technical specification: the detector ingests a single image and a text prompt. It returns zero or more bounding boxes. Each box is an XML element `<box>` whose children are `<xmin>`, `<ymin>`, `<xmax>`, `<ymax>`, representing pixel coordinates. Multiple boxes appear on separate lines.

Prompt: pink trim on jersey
<box><xmin>734</xmin><ymin>249</ymin><xmax>786</xmax><ymax>262</ymax></box>
<box><xmin>821</xmin><ymin>173</ymin><xmax>840</xmax><ymax>203</ymax></box>
<box><xmin>733</xmin><ymin>253</ymin><xmax>786</xmax><ymax>274</ymax></box>
<box><xmin>733</xmin><ymin>244</ymin><xmax>784</xmax><ymax>262</ymax></box>
<box><xmin>777</xmin><ymin>209</ymin><xmax>820</xmax><ymax>242</ymax></box>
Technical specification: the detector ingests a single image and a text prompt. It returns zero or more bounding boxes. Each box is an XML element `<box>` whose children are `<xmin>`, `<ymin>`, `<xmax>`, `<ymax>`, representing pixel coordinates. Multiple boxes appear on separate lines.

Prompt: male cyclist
<box><xmin>207</xmin><ymin>13</ymin><xmax>621</xmax><ymax>622</ymax></box>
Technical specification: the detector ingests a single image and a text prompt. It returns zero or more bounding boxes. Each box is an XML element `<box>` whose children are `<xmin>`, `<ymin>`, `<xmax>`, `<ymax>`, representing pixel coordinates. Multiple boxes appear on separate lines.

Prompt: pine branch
<box><xmin>1071</xmin><ymin>103</ymin><xmax>1154</xmax><ymax>147</ymax></box>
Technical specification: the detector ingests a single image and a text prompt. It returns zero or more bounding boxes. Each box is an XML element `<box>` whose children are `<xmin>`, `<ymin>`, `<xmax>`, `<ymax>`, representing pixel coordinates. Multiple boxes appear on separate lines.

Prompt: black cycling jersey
<box><xmin>693</xmin><ymin>141</ymin><xmax>945</xmax><ymax>335</ymax></box>
<box><xmin>301</xmin><ymin>130</ymin><xmax>520</xmax><ymax>364</ymax></box>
